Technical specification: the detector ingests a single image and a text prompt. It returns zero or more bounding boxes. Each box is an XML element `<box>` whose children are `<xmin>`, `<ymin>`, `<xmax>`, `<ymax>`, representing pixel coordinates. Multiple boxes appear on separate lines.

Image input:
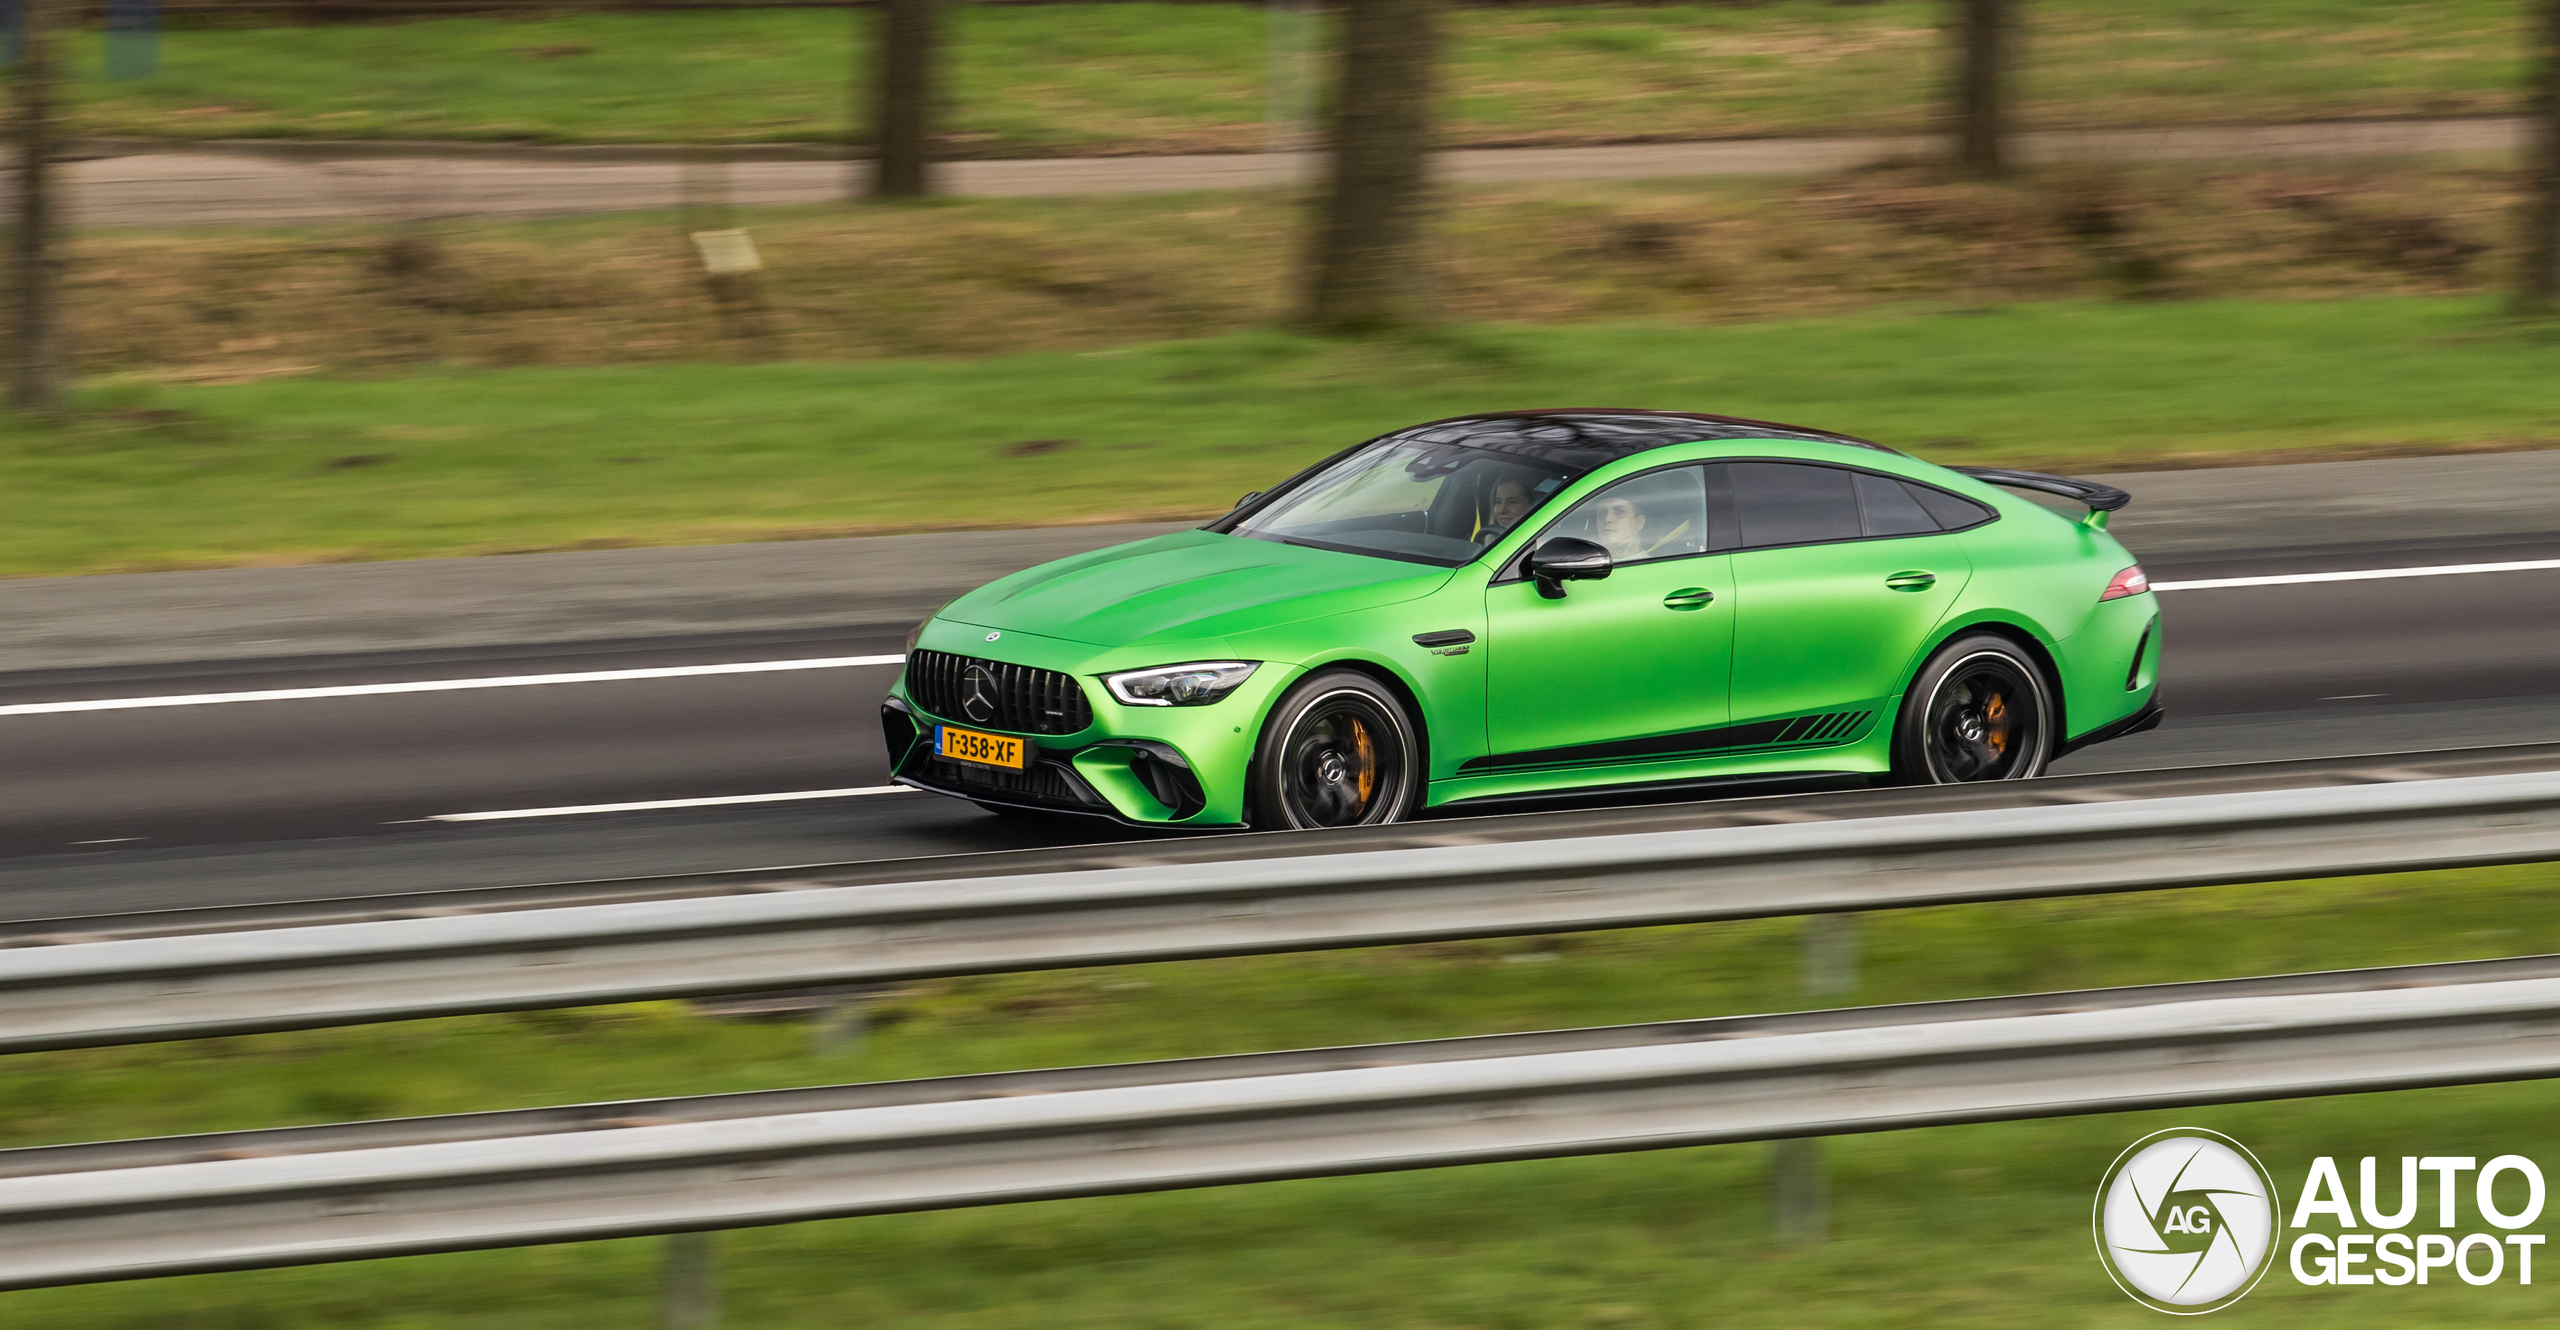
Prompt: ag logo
<box><xmin>959</xmin><ymin>664</ymin><xmax>1000</xmax><ymax>724</ymax></box>
<box><xmin>2096</xmin><ymin>1129</ymin><xmax>2282</xmax><ymax>1314</ymax></box>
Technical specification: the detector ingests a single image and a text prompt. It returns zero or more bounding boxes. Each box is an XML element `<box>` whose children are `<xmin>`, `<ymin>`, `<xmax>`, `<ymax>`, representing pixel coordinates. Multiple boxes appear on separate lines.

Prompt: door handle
<box><xmin>1885</xmin><ymin>570</ymin><xmax>1937</xmax><ymax>592</ymax></box>
<box><xmin>1662</xmin><ymin>587</ymin><xmax>1715</xmax><ymax>610</ymax></box>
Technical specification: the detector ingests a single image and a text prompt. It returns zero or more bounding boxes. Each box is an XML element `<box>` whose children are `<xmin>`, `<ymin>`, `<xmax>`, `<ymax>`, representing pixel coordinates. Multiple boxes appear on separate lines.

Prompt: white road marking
<box><xmin>0</xmin><ymin>654</ymin><xmax>908</xmax><ymax>717</ymax></box>
<box><xmin>2152</xmin><ymin>558</ymin><xmax>2560</xmax><ymax>592</ymax></box>
<box><xmin>430</xmin><ymin>785</ymin><xmax>915</xmax><ymax>821</ymax></box>
<box><xmin>6</xmin><ymin>557</ymin><xmax>2555</xmax><ymax>720</ymax></box>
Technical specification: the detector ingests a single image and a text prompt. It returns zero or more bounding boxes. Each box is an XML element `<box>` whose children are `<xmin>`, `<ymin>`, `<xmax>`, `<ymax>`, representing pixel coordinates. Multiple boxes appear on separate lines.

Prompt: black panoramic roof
<box><xmin>1382</xmin><ymin>409</ymin><xmax>1893</xmax><ymax>474</ymax></box>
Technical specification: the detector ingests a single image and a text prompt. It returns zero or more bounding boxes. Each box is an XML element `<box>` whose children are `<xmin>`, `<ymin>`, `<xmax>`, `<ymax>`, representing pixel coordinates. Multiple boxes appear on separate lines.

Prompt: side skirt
<box><xmin>1432</xmin><ymin>770</ymin><xmax>1870</xmax><ymax>813</ymax></box>
<box><xmin>1428</xmin><ymin>730</ymin><xmax>1897</xmax><ymax>811</ymax></box>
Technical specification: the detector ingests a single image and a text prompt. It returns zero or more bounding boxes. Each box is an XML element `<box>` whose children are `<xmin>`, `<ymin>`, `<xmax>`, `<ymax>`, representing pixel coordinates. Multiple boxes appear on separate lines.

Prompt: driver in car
<box><xmin>1593</xmin><ymin>495</ymin><xmax>1650</xmax><ymax>560</ymax></box>
<box><xmin>1481</xmin><ymin>477</ymin><xmax>1533</xmax><ymax>542</ymax></box>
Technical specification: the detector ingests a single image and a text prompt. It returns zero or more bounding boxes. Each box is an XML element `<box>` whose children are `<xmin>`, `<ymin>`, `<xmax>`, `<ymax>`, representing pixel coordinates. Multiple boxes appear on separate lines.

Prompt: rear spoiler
<box><xmin>1949</xmin><ymin>466</ymin><xmax>2131</xmax><ymax>530</ymax></box>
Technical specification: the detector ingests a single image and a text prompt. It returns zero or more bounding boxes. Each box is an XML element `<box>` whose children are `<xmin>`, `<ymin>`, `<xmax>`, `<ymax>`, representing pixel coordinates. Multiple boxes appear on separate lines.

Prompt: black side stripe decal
<box><xmin>1459</xmin><ymin>709</ymin><xmax>1876</xmax><ymax>774</ymax></box>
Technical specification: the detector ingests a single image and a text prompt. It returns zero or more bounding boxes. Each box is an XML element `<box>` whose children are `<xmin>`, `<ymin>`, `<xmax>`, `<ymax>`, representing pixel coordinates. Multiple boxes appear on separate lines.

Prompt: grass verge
<box><xmin>6</xmin><ymin>295</ymin><xmax>2557</xmax><ymax>576</ymax></box>
<box><xmin>68</xmin><ymin>0</ymin><xmax>2535</xmax><ymax>153</ymax></box>
<box><xmin>6</xmin><ymin>862</ymin><xmax>2560</xmax><ymax>1326</ymax></box>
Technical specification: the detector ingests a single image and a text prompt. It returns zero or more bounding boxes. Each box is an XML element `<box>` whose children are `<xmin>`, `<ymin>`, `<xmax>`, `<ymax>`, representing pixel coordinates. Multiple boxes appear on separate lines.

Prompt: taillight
<box><xmin>2100</xmin><ymin>565</ymin><xmax>2150</xmax><ymax>601</ymax></box>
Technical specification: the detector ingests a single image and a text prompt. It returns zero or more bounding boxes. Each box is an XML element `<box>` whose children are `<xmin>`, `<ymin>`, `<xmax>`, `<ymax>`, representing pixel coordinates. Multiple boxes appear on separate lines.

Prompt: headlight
<box><xmin>1103</xmin><ymin>661</ymin><xmax>1258</xmax><ymax>707</ymax></box>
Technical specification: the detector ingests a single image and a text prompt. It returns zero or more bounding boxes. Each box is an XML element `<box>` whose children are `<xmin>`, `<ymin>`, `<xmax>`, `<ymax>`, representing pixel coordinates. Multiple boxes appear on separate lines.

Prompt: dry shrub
<box><xmin>25</xmin><ymin>162</ymin><xmax>2522</xmax><ymax>380</ymax></box>
<box><xmin>2258</xmin><ymin>185</ymin><xmax>2488</xmax><ymax>282</ymax></box>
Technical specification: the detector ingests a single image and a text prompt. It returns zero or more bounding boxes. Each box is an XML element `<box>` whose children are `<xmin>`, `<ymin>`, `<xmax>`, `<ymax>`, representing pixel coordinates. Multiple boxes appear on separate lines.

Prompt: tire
<box><xmin>1892</xmin><ymin>634</ymin><xmax>2056</xmax><ymax>784</ymax></box>
<box><xmin>1248</xmin><ymin>670</ymin><xmax>1423</xmax><ymax>830</ymax></box>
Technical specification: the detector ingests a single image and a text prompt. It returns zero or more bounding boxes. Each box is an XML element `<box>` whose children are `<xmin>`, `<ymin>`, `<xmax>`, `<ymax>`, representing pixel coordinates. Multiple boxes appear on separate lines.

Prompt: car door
<box><xmin>1720</xmin><ymin>461</ymin><xmax>1974</xmax><ymax>736</ymax></box>
<box><xmin>1481</xmin><ymin>465</ymin><xmax>1735</xmax><ymax>771</ymax></box>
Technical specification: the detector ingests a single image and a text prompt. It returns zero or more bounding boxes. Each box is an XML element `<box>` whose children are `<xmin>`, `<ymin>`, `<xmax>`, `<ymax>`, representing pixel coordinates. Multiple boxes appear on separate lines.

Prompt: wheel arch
<box><xmin>1242</xmin><ymin>654</ymin><xmax>1435</xmax><ymax>823</ymax></box>
<box><xmin>1272</xmin><ymin>653</ymin><xmax>1434</xmax><ymax>773</ymax></box>
<box><xmin>1901</xmin><ymin>615</ymin><xmax>2070</xmax><ymax>745</ymax></box>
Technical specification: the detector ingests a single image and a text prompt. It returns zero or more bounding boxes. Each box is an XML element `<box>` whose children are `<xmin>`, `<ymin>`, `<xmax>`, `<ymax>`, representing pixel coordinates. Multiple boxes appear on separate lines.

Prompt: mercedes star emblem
<box><xmin>960</xmin><ymin>664</ymin><xmax>1000</xmax><ymax>724</ymax></box>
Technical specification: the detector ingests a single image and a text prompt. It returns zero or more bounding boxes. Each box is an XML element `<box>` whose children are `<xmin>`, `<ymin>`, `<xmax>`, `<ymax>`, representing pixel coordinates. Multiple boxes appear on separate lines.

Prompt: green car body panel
<box><xmin>882</xmin><ymin>414</ymin><xmax>2161</xmax><ymax>828</ymax></box>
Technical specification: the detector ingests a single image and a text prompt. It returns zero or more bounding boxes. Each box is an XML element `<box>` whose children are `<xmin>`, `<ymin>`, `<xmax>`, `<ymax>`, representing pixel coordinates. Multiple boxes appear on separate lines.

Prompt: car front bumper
<box><xmin>881</xmin><ymin>697</ymin><xmax>1245</xmax><ymax>828</ymax></box>
<box><xmin>881</xmin><ymin>624</ymin><xmax>1292</xmax><ymax>827</ymax></box>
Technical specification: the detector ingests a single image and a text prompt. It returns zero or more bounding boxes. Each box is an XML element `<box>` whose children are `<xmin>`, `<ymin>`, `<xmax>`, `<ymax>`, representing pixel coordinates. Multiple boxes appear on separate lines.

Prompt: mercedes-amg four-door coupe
<box><xmin>881</xmin><ymin>411</ymin><xmax>2161</xmax><ymax>829</ymax></box>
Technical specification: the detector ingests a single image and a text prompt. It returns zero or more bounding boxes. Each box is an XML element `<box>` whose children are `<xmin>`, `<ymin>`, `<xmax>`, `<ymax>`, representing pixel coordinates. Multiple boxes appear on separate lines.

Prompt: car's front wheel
<box><xmin>1892</xmin><ymin>634</ymin><xmax>2055</xmax><ymax>784</ymax></box>
<box><xmin>1248</xmin><ymin>670</ymin><xmax>1421</xmax><ymax>829</ymax></box>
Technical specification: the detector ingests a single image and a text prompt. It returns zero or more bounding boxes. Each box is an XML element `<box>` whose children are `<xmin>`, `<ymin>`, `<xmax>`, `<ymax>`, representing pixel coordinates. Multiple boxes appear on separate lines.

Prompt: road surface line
<box><xmin>2151</xmin><ymin>559</ymin><xmax>2560</xmax><ymax>592</ymax></box>
<box><xmin>431</xmin><ymin>785</ymin><xmax>914</xmax><ymax>821</ymax></box>
<box><xmin>8</xmin><ymin>557</ymin><xmax>2555</xmax><ymax>719</ymax></box>
<box><xmin>0</xmin><ymin>655</ymin><xmax>908</xmax><ymax>717</ymax></box>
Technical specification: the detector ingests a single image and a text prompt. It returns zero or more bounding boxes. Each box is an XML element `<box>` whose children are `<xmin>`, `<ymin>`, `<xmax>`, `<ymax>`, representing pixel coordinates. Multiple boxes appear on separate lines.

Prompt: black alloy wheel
<box><xmin>1894</xmin><ymin>635</ymin><xmax>2055</xmax><ymax>784</ymax></box>
<box><xmin>1249</xmin><ymin>670</ymin><xmax>1421</xmax><ymax>829</ymax></box>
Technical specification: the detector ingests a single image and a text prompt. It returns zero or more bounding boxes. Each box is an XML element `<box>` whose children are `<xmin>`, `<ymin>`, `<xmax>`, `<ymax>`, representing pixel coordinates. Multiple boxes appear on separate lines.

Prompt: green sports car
<box><xmin>882</xmin><ymin>411</ymin><xmax>2162</xmax><ymax>829</ymax></box>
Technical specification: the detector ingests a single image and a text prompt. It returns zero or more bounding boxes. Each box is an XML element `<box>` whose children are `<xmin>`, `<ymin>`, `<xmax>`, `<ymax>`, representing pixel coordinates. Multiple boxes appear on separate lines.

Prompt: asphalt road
<box><xmin>41</xmin><ymin>117</ymin><xmax>2525</xmax><ymax>227</ymax></box>
<box><xmin>8</xmin><ymin>534</ymin><xmax>2560</xmax><ymax>923</ymax></box>
<box><xmin>9</xmin><ymin>448</ymin><xmax>2560</xmax><ymax>919</ymax></box>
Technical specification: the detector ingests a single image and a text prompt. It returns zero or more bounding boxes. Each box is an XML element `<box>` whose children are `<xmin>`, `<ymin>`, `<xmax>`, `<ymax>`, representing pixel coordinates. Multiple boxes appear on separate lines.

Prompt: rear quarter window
<box><xmin>1906</xmin><ymin>483</ymin><xmax>1997</xmax><ymax>531</ymax></box>
<box><xmin>1854</xmin><ymin>473</ymin><xmax>1939</xmax><ymax>536</ymax></box>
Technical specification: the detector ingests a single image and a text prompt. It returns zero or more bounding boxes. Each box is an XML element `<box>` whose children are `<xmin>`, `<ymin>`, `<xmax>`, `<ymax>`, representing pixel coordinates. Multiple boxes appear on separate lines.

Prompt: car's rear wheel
<box><xmin>1248</xmin><ymin>670</ymin><xmax>1421</xmax><ymax>829</ymax></box>
<box><xmin>1893</xmin><ymin>635</ymin><xmax>2055</xmax><ymax>784</ymax></box>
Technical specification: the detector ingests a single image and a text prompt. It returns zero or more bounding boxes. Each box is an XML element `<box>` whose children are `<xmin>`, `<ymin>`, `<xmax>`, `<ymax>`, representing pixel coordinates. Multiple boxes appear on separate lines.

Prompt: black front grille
<box><xmin>907</xmin><ymin>649</ymin><xmax>1094</xmax><ymax>735</ymax></box>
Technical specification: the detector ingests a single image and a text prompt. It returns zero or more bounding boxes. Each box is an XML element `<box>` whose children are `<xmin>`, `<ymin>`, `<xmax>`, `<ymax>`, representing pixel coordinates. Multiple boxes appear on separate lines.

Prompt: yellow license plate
<box><xmin>936</xmin><ymin>725</ymin><xmax>1026</xmax><ymax>770</ymax></box>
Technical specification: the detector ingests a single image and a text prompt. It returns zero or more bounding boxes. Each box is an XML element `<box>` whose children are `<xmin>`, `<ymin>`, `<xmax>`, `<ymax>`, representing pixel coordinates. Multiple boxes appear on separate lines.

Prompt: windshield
<box><xmin>1229</xmin><ymin>439</ymin><xmax>1579</xmax><ymax>566</ymax></box>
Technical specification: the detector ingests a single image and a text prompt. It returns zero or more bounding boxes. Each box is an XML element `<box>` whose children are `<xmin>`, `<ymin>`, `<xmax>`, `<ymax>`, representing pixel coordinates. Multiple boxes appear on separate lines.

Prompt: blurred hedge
<box><xmin>116</xmin><ymin>0</ymin><xmax>1729</xmax><ymax>18</ymax></box>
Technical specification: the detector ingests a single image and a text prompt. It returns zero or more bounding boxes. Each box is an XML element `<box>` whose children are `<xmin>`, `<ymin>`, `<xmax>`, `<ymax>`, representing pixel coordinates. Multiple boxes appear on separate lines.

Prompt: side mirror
<box><xmin>1233</xmin><ymin>491</ymin><xmax>1264</xmax><ymax>510</ymax></box>
<box><xmin>1527</xmin><ymin>537</ymin><xmax>1613</xmax><ymax>599</ymax></box>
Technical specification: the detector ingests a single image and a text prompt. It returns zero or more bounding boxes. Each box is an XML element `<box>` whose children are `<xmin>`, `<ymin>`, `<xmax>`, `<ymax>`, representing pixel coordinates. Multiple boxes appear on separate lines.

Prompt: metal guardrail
<box><xmin>9</xmin><ymin>952</ymin><xmax>2560</xmax><ymax>1289</ymax></box>
<box><xmin>9</xmin><ymin>769</ymin><xmax>2560</xmax><ymax>1053</ymax></box>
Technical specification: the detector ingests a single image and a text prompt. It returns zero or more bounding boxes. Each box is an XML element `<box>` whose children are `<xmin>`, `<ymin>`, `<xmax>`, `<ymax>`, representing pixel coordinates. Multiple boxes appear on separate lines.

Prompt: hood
<box><xmin>943</xmin><ymin>530</ymin><xmax>1454</xmax><ymax>646</ymax></box>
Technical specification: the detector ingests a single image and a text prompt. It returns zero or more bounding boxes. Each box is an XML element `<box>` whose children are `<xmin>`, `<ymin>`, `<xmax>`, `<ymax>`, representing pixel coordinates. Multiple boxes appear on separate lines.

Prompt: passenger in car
<box><xmin>1594</xmin><ymin>495</ymin><xmax>1650</xmax><ymax>560</ymax></box>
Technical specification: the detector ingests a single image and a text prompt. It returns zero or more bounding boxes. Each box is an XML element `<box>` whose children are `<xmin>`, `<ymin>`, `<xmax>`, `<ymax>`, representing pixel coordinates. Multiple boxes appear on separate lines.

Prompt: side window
<box><xmin>1854</xmin><ymin>472</ymin><xmax>1939</xmax><ymax>537</ymax></box>
<box><xmin>1539</xmin><ymin>466</ymin><xmax>1709</xmax><ymax>564</ymax></box>
<box><xmin>1729</xmin><ymin>462</ymin><xmax>1861</xmax><ymax>548</ymax></box>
